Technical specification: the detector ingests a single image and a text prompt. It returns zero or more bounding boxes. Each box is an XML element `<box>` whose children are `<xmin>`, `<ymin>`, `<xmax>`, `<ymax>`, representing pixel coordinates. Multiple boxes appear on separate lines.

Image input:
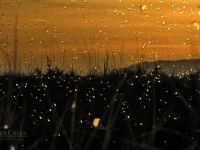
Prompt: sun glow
<box><xmin>0</xmin><ymin>0</ymin><xmax>200</xmax><ymax>74</ymax></box>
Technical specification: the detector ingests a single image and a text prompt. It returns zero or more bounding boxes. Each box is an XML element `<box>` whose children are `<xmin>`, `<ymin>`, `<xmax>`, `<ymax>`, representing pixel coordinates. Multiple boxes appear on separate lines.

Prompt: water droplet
<box><xmin>192</xmin><ymin>22</ymin><xmax>200</xmax><ymax>30</ymax></box>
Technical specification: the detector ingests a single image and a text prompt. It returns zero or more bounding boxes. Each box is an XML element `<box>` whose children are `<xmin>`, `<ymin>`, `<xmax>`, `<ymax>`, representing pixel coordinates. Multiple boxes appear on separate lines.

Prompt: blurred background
<box><xmin>0</xmin><ymin>0</ymin><xmax>200</xmax><ymax>74</ymax></box>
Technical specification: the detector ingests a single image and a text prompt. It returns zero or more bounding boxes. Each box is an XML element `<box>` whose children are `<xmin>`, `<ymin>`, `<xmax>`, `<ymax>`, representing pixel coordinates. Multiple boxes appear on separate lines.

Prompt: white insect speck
<box><xmin>4</xmin><ymin>124</ymin><xmax>9</xmax><ymax>129</ymax></box>
<box><xmin>71</xmin><ymin>101</ymin><xmax>76</xmax><ymax>110</ymax></box>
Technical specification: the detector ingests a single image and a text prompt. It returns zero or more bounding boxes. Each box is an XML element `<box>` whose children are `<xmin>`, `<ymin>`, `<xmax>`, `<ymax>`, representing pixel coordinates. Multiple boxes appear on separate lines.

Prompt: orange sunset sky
<box><xmin>0</xmin><ymin>0</ymin><xmax>200</xmax><ymax>74</ymax></box>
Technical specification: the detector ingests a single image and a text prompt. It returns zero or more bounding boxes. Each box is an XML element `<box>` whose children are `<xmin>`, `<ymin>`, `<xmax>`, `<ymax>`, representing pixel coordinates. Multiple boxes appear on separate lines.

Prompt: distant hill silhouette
<box><xmin>124</xmin><ymin>59</ymin><xmax>200</xmax><ymax>74</ymax></box>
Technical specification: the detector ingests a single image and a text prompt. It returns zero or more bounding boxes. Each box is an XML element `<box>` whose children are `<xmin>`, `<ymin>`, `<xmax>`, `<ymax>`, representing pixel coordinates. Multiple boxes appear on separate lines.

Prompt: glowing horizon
<box><xmin>0</xmin><ymin>0</ymin><xmax>200</xmax><ymax>74</ymax></box>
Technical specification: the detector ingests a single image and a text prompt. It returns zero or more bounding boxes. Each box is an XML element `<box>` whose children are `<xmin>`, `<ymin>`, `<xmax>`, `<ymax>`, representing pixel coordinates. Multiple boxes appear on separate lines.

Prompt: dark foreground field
<box><xmin>0</xmin><ymin>67</ymin><xmax>200</xmax><ymax>150</ymax></box>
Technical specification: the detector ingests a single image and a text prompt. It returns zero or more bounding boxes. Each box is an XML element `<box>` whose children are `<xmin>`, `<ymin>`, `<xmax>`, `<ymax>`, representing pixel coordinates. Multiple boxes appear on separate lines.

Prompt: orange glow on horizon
<box><xmin>0</xmin><ymin>0</ymin><xmax>200</xmax><ymax>74</ymax></box>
